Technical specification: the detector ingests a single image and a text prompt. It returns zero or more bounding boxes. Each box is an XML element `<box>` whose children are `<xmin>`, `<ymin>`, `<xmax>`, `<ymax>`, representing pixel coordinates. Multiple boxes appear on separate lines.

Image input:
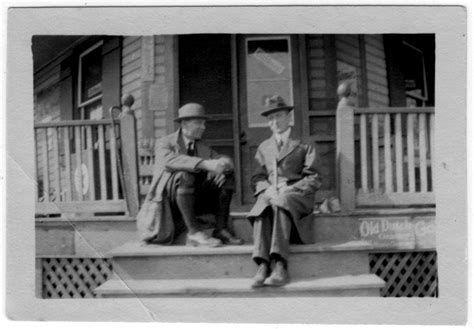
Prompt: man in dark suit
<box><xmin>248</xmin><ymin>95</ymin><xmax>322</xmax><ymax>287</ymax></box>
<box><xmin>137</xmin><ymin>103</ymin><xmax>243</xmax><ymax>247</ymax></box>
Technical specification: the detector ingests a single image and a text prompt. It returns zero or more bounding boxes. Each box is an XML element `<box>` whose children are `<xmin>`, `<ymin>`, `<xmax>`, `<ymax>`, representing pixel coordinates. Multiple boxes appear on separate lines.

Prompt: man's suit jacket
<box><xmin>248</xmin><ymin>131</ymin><xmax>322</xmax><ymax>244</ymax></box>
<box><xmin>136</xmin><ymin>129</ymin><xmax>220</xmax><ymax>243</ymax></box>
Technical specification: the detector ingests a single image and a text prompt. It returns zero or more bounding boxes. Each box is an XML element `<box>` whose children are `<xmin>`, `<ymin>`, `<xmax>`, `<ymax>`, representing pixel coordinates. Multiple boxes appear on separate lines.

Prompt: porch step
<box><xmin>95</xmin><ymin>274</ymin><xmax>385</xmax><ymax>298</ymax></box>
<box><xmin>107</xmin><ymin>241</ymin><xmax>374</xmax><ymax>281</ymax></box>
<box><xmin>231</xmin><ymin>210</ymin><xmax>436</xmax><ymax>246</ymax></box>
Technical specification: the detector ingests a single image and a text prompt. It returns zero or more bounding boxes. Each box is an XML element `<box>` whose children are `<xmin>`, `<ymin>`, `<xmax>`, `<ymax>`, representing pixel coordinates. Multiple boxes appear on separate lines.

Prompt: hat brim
<box><xmin>174</xmin><ymin>115</ymin><xmax>209</xmax><ymax>122</ymax></box>
<box><xmin>260</xmin><ymin>106</ymin><xmax>294</xmax><ymax>117</ymax></box>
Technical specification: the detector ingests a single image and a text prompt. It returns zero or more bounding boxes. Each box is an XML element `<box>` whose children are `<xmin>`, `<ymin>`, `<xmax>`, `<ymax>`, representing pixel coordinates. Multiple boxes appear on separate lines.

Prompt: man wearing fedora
<box><xmin>248</xmin><ymin>95</ymin><xmax>322</xmax><ymax>287</ymax></box>
<box><xmin>137</xmin><ymin>103</ymin><xmax>243</xmax><ymax>247</ymax></box>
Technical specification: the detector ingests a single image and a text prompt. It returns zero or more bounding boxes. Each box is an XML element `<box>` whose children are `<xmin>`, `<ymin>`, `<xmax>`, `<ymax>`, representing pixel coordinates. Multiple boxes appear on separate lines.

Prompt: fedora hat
<box><xmin>174</xmin><ymin>103</ymin><xmax>208</xmax><ymax>122</ymax></box>
<box><xmin>260</xmin><ymin>95</ymin><xmax>294</xmax><ymax>117</ymax></box>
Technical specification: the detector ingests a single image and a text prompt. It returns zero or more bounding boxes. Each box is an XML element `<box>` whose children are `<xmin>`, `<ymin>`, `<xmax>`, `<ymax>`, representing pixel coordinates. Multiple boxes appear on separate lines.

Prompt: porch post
<box><xmin>336</xmin><ymin>83</ymin><xmax>356</xmax><ymax>211</ymax></box>
<box><xmin>119</xmin><ymin>95</ymin><xmax>140</xmax><ymax>217</ymax></box>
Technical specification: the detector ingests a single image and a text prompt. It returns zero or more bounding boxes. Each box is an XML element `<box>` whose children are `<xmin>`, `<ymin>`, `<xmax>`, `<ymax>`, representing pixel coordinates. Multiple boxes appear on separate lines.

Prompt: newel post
<box><xmin>336</xmin><ymin>83</ymin><xmax>356</xmax><ymax>211</ymax></box>
<box><xmin>118</xmin><ymin>94</ymin><xmax>140</xmax><ymax>217</ymax></box>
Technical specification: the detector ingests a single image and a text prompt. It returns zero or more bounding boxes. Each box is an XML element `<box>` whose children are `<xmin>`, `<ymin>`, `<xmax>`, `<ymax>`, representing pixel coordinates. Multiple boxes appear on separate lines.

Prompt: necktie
<box><xmin>277</xmin><ymin>139</ymin><xmax>283</xmax><ymax>151</ymax></box>
<box><xmin>187</xmin><ymin>142</ymin><xmax>195</xmax><ymax>156</ymax></box>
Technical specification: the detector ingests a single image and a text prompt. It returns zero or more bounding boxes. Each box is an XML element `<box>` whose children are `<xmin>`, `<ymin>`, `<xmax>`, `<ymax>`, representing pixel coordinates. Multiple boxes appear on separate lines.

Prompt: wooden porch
<box><xmin>336</xmin><ymin>95</ymin><xmax>435</xmax><ymax>211</ymax></box>
<box><xmin>34</xmin><ymin>103</ymin><xmax>140</xmax><ymax>218</ymax></box>
<box><xmin>34</xmin><ymin>100</ymin><xmax>435</xmax><ymax>219</ymax></box>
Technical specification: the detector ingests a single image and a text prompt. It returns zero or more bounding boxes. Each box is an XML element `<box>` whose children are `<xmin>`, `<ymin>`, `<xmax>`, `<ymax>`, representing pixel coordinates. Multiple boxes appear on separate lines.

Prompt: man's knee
<box><xmin>209</xmin><ymin>172</ymin><xmax>235</xmax><ymax>191</ymax></box>
<box><xmin>174</xmin><ymin>171</ymin><xmax>195</xmax><ymax>195</ymax></box>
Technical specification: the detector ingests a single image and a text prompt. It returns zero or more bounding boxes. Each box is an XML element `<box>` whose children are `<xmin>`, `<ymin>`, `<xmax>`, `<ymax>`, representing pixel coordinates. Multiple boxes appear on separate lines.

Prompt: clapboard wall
<box><xmin>122</xmin><ymin>35</ymin><xmax>177</xmax><ymax>148</ymax></box>
<box><xmin>365</xmin><ymin>35</ymin><xmax>389</xmax><ymax>107</ymax></box>
<box><xmin>34</xmin><ymin>59</ymin><xmax>62</xmax><ymax>201</ymax></box>
<box><xmin>122</xmin><ymin>35</ymin><xmax>179</xmax><ymax>200</ymax></box>
<box><xmin>121</xmin><ymin>36</ymin><xmax>143</xmax><ymax>140</ymax></box>
<box><xmin>305</xmin><ymin>34</ymin><xmax>389</xmax><ymax>193</ymax></box>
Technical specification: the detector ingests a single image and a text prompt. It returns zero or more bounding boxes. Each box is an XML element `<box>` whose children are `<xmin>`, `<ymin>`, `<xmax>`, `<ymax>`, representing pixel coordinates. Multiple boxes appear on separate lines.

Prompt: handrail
<box><xmin>34</xmin><ymin>94</ymin><xmax>139</xmax><ymax>217</ymax></box>
<box><xmin>34</xmin><ymin>119</ymin><xmax>120</xmax><ymax>128</ymax></box>
<box><xmin>335</xmin><ymin>82</ymin><xmax>436</xmax><ymax>210</ymax></box>
<box><xmin>354</xmin><ymin>107</ymin><xmax>434</xmax><ymax>114</ymax></box>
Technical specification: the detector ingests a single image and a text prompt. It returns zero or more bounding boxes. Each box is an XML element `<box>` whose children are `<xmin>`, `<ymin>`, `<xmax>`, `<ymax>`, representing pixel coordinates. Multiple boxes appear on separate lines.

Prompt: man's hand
<box><xmin>199</xmin><ymin>158</ymin><xmax>233</xmax><ymax>175</ymax></box>
<box><xmin>261</xmin><ymin>183</ymin><xmax>294</xmax><ymax>204</ymax></box>
<box><xmin>262</xmin><ymin>186</ymin><xmax>278</xmax><ymax>202</ymax></box>
<box><xmin>218</xmin><ymin>156</ymin><xmax>234</xmax><ymax>174</ymax></box>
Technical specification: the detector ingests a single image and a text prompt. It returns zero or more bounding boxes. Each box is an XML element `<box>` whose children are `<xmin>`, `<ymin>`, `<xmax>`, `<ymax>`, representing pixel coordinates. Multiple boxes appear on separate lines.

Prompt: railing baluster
<box><xmin>109</xmin><ymin>125</ymin><xmax>119</xmax><ymax>200</ymax></box>
<box><xmin>430</xmin><ymin>113</ymin><xmax>435</xmax><ymax>191</ymax></box>
<box><xmin>360</xmin><ymin>114</ymin><xmax>368</xmax><ymax>193</ymax></box>
<box><xmin>407</xmin><ymin>114</ymin><xmax>416</xmax><ymax>192</ymax></box>
<box><xmin>97</xmin><ymin>125</ymin><xmax>107</xmax><ymax>200</ymax></box>
<box><xmin>395</xmin><ymin>113</ymin><xmax>403</xmax><ymax>192</ymax></box>
<box><xmin>52</xmin><ymin>127</ymin><xmax>61</xmax><ymax>201</ymax></box>
<box><xmin>63</xmin><ymin>127</ymin><xmax>72</xmax><ymax>201</ymax></box>
<box><xmin>74</xmin><ymin>126</ymin><xmax>83</xmax><ymax>201</ymax></box>
<box><xmin>384</xmin><ymin>113</ymin><xmax>393</xmax><ymax>193</ymax></box>
<box><xmin>42</xmin><ymin>128</ymin><xmax>50</xmax><ymax>202</ymax></box>
<box><xmin>419</xmin><ymin>113</ymin><xmax>428</xmax><ymax>192</ymax></box>
<box><xmin>371</xmin><ymin>114</ymin><xmax>379</xmax><ymax>192</ymax></box>
<box><xmin>86</xmin><ymin>126</ymin><xmax>96</xmax><ymax>201</ymax></box>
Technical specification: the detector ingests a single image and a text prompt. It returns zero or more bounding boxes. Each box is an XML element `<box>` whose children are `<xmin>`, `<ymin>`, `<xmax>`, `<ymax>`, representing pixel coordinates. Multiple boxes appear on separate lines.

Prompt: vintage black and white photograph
<box><xmin>5</xmin><ymin>5</ymin><xmax>467</xmax><ymax>324</ymax></box>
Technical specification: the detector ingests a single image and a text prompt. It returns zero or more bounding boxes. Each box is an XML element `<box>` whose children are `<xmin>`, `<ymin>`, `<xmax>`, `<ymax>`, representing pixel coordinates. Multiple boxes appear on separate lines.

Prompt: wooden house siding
<box><xmin>307</xmin><ymin>35</ymin><xmax>327</xmax><ymax>111</ymax></box>
<box><xmin>34</xmin><ymin>63</ymin><xmax>62</xmax><ymax>200</ymax></box>
<box><xmin>305</xmin><ymin>34</ymin><xmax>389</xmax><ymax>193</ymax></box>
<box><xmin>122</xmin><ymin>35</ymin><xmax>178</xmax><ymax>199</ymax></box>
<box><xmin>152</xmin><ymin>35</ymin><xmax>169</xmax><ymax>139</ymax></box>
<box><xmin>34</xmin><ymin>64</ymin><xmax>61</xmax><ymax>122</ymax></box>
<box><xmin>364</xmin><ymin>35</ymin><xmax>389</xmax><ymax>107</ymax></box>
<box><xmin>122</xmin><ymin>35</ymin><xmax>173</xmax><ymax>143</ymax></box>
<box><xmin>336</xmin><ymin>34</ymin><xmax>361</xmax><ymax>68</ymax></box>
<box><xmin>306</xmin><ymin>34</ymin><xmax>333</xmax><ymax>193</ymax></box>
<box><xmin>121</xmin><ymin>36</ymin><xmax>143</xmax><ymax>140</ymax></box>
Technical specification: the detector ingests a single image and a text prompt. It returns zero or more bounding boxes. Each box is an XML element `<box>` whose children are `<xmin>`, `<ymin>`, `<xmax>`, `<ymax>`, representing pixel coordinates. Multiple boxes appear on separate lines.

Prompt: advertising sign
<box><xmin>359</xmin><ymin>217</ymin><xmax>436</xmax><ymax>249</ymax></box>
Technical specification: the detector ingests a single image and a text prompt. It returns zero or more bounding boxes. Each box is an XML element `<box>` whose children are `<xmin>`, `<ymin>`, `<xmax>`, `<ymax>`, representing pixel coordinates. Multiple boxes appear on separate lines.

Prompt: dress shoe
<box><xmin>264</xmin><ymin>261</ymin><xmax>290</xmax><ymax>287</ymax></box>
<box><xmin>251</xmin><ymin>263</ymin><xmax>270</xmax><ymax>288</ymax></box>
<box><xmin>214</xmin><ymin>229</ymin><xmax>244</xmax><ymax>245</ymax></box>
<box><xmin>187</xmin><ymin>231</ymin><xmax>223</xmax><ymax>247</ymax></box>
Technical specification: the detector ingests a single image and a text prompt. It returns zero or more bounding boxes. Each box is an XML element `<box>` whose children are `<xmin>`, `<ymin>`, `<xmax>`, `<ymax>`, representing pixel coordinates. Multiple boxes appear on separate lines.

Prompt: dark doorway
<box><xmin>178</xmin><ymin>34</ymin><xmax>242</xmax><ymax>204</ymax></box>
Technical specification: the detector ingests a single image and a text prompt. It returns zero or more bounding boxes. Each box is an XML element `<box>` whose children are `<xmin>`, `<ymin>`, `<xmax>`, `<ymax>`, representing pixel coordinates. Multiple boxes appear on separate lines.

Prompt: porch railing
<box><xmin>35</xmin><ymin>114</ymin><xmax>139</xmax><ymax>217</ymax></box>
<box><xmin>336</xmin><ymin>92</ymin><xmax>435</xmax><ymax>210</ymax></box>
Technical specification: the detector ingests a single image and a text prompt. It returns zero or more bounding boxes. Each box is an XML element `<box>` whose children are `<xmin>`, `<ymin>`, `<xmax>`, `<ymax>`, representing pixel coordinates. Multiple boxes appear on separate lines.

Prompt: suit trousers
<box><xmin>166</xmin><ymin>170</ymin><xmax>234</xmax><ymax>234</ymax></box>
<box><xmin>252</xmin><ymin>206</ymin><xmax>302</xmax><ymax>266</ymax></box>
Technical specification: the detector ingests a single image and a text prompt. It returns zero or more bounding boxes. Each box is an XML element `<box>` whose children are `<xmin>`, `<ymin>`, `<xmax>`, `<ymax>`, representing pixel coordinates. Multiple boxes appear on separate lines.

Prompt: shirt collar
<box><xmin>275</xmin><ymin>127</ymin><xmax>291</xmax><ymax>144</ymax></box>
<box><xmin>181</xmin><ymin>134</ymin><xmax>194</xmax><ymax>148</ymax></box>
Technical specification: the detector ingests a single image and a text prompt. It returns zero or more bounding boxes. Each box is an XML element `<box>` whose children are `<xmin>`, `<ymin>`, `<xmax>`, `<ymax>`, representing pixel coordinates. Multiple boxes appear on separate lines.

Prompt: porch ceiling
<box><xmin>32</xmin><ymin>35</ymin><xmax>84</xmax><ymax>72</ymax></box>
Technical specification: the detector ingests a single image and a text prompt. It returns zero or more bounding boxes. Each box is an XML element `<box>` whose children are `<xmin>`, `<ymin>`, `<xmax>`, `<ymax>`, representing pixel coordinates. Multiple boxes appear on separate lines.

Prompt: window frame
<box><xmin>77</xmin><ymin>40</ymin><xmax>104</xmax><ymax>120</ymax></box>
<box><xmin>402</xmin><ymin>41</ymin><xmax>429</xmax><ymax>106</ymax></box>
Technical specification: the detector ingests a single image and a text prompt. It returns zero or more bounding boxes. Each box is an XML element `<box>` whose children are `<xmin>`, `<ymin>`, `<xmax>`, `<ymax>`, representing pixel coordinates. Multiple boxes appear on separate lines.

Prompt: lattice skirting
<box><xmin>42</xmin><ymin>258</ymin><xmax>113</xmax><ymax>298</ymax></box>
<box><xmin>41</xmin><ymin>253</ymin><xmax>438</xmax><ymax>298</ymax></box>
<box><xmin>369</xmin><ymin>251</ymin><xmax>438</xmax><ymax>297</ymax></box>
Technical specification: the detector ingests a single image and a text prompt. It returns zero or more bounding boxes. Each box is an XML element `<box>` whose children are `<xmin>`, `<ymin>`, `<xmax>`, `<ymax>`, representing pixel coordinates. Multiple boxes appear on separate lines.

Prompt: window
<box><xmin>77</xmin><ymin>41</ymin><xmax>103</xmax><ymax>120</ymax></box>
<box><xmin>245</xmin><ymin>37</ymin><xmax>294</xmax><ymax>127</ymax></box>
<box><xmin>401</xmin><ymin>41</ymin><xmax>428</xmax><ymax>107</ymax></box>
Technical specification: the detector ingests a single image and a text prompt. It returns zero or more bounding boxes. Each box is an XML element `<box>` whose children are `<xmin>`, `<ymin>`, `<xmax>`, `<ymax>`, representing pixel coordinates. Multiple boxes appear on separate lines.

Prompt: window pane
<box><xmin>246</xmin><ymin>38</ymin><xmax>293</xmax><ymax>128</ymax></box>
<box><xmin>401</xmin><ymin>43</ymin><xmax>426</xmax><ymax>100</ymax></box>
<box><xmin>80</xmin><ymin>46</ymin><xmax>102</xmax><ymax>103</ymax></box>
<box><xmin>247</xmin><ymin>39</ymin><xmax>291</xmax><ymax>80</ymax></box>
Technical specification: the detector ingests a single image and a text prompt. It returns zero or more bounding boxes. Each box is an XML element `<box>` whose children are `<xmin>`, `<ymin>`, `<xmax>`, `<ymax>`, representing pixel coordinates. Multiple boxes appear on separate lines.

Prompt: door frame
<box><xmin>235</xmin><ymin>34</ymin><xmax>306</xmax><ymax>205</ymax></box>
